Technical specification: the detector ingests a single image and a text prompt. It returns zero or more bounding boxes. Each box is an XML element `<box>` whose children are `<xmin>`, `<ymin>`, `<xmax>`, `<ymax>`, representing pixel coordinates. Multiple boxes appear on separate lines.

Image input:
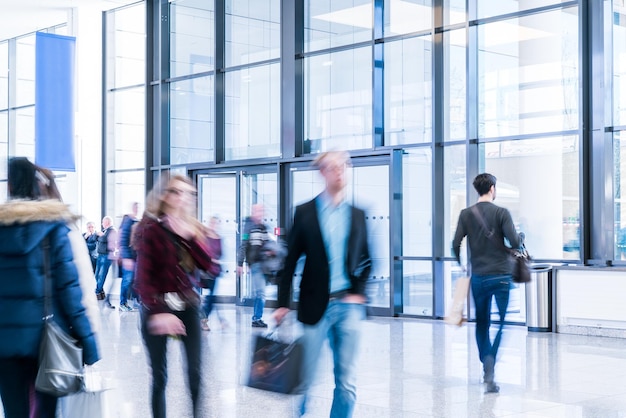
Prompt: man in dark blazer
<box><xmin>275</xmin><ymin>150</ymin><xmax>371</xmax><ymax>418</ymax></box>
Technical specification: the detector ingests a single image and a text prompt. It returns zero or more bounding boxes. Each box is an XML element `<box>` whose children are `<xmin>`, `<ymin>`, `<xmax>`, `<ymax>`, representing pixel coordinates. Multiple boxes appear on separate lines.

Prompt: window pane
<box><xmin>16</xmin><ymin>34</ymin><xmax>35</xmax><ymax>107</ymax></box>
<box><xmin>476</xmin><ymin>0</ymin><xmax>569</xmax><ymax>20</ymax></box>
<box><xmin>107</xmin><ymin>3</ymin><xmax>146</xmax><ymax>88</ymax></box>
<box><xmin>305</xmin><ymin>47</ymin><xmax>373</xmax><ymax>152</ymax></box>
<box><xmin>225</xmin><ymin>64</ymin><xmax>280</xmax><ymax>160</ymax></box>
<box><xmin>444</xmin><ymin>0</ymin><xmax>466</xmax><ymax>26</ymax></box>
<box><xmin>615</xmin><ymin>132</ymin><xmax>626</xmax><ymax>259</ymax></box>
<box><xmin>305</xmin><ymin>0</ymin><xmax>373</xmax><ymax>52</ymax></box>
<box><xmin>444</xmin><ymin>29</ymin><xmax>466</xmax><ymax>141</ymax></box>
<box><xmin>105</xmin><ymin>170</ymin><xmax>146</xmax><ymax>230</ymax></box>
<box><xmin>15</xmin><ymin>106</ymin><xmax>34</xmax><ymax>159</ymax></box>
<box><xmin>226</xmin><ymin>0</ymin><xmax>280</xmax><ymax>67</ymax></box>
<box><xmin>445</xmin><ymin>145</ymin><xmax>466</xmax><ymax>258</ymax></box>
<box><xmin>383</xmin><ymin>0</ymin><xmax>432</xmax><ymax>36</ymax></box>
<box><xmin>614</xmin><ymin>1</ymin><xmax>626</xmax><ymax>126</ymax></box>
<box><xmin>402</xmin><ymin>260</ymin><xmax>432</xmax><ymax>315</ymax></box>
<box><xmin>170</xmin><ymin>0</ymin><xmax>215</xmax><ymax>78</ymax></box>
<box><xmin>403</xmin><ymin>148</ymin><xmax>432</xmax><ymax>256</ymax></box>
<box><xmin>0</xmin><ymin>42</ymin><xmax>7</xmax><ymax>110</ymax></box>
<box><xmin>0</xmin><ymin>111</ymin><xmax>7</xmax><ymax>179</ymax></box>
<box><xmin>480</xmin><ymin>135</ymin><xmax>580</xmax><ymax>260</ymax></box>
<box><xmin>478</xmin><ymin>7</ymin><xmax>579</xmax><ymax>138</ymax></box>
<box><xmin>170</xmin><ymin>76</ymin><xmax>215</xmax><ymax>164</ymax></box>
<box><xmin>106</xmin><ymin>88</ymin><xmax>146</xmax><ymax>170</ymax></box>
<box><xmin>384</xmin><ymin>36</ymin><xmax>432</xmax><ymax>145</ymax></box>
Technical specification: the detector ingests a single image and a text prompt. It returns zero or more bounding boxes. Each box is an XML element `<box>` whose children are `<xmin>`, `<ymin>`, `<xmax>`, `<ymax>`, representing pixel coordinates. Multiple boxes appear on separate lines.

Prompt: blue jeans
<box><xmin>471</xmin><ymin>274</ymin><xmax>511</xmax><ymax>364</ymax></box>
<box><xmin>140</xmin><ymin>307</ymin><xmax>202</xmax><ymax>418</ymax></box>
<box><xmin>94</xmin><ymin>254</ymin><xmax>112</xmax><ymax>294</ymax></box>
<box><xmin>298</xmin><ymin>300</ymin><xmax>366</xmax><ymax>418</ymax></box>
<box><xmin>251</xmin><ymin>264</ymin><xmax>266</xmax><ymax>321</ymax></box>
<box><xmin>120</xmin><ymin>266</ymin><xmax>135</xmax><ymax>305</ymax></box>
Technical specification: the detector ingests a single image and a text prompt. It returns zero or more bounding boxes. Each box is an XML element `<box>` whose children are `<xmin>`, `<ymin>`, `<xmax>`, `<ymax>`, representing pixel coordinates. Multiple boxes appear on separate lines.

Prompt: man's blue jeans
<box><xmin>470</xmin><ymin>274</ymin><xmax>511</xmax><ymax>364</ymax></box>
<box><xmin>94</xmin><ymin>254</ymin><xmax>112</xmax><ymax>294</ymax></box>
<box><xmin>120</xmin><ymin>267</ymin><xmax>135</xmax><ymax>305</ymax></box>
<box><xmin>298</xmin><ymin>300</ymin><xmax>366</xmax><ymax>418</ymax></box>
<box><xmin>251</xmin><ymin>264</ymin><xmax>266</xmax><ymax>321</ymax></box>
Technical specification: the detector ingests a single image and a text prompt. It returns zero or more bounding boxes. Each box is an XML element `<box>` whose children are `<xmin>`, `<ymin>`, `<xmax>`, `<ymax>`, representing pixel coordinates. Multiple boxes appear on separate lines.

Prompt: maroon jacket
<box><xmin>134</xmin><ymin>216</ymin><xmax>215</xmax><ymax>314</ymax></box>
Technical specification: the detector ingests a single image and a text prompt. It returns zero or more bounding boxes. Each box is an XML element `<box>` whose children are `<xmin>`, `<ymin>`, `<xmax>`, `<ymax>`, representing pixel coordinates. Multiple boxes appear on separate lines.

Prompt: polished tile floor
<box><xmin>10</xmin><ymin>301</ymin><xmax>626</xmax><ymax>418</ymax></box>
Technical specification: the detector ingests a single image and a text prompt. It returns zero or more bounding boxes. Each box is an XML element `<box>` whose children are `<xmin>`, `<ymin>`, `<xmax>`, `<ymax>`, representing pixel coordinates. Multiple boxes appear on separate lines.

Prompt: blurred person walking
<box><xmin>118</xmin><ymin>202</ymin><xmax>140</xmax><ymax>312</ymax></box>
<box><xmin>83</xmin><ymin>221</ymin><xmax>98</xmax><ymax>272</ymax></box>
<box><xmin>452</xmin><ymin>173</ymin><xmax>524</xmax><ymax>393</ymax></box>
<box><xmin>274</xmin><ymin>151</ymin><xmax>371</xmax><ymax>418</ymax></box>
<box><xmin>200</xmin><ymin>215</ymin><xmax>224</xmax><ymax>331</ymax></box>
<box><xmin>94</xmin><ymin>216</ymin><xmax>117</xmax><ymax>308</ymax></box>
<box><xmin>237</xmin><ymin>204</ymin><xmax>271</xmax><ymax>328</ymax></box>
<box><xmin>0</xmin><ymin>157</ymin><xmax>99</xmax><ymax>418</ymax></box>
<box><xmin>133</xmin><ymin>174</ymin><xmax>217</xmax><ymax>418</ymax></box>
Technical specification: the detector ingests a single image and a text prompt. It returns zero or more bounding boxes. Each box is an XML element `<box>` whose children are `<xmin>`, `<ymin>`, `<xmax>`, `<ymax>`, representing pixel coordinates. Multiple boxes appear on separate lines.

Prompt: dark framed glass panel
<box><xmin>444</xmin><ymin>144</ymin><xmax>466</xmax><ymax>258</ymax></box>
<box><xmin>402</xmin><ymin>260</ymin><xmax>432</xmax><ymax>315</ymax></box>
<box><xmin>305</xmin><ymin>0</ymin><xmax>373</xmax><ymax>52</ymax></box>
<box><xmin>477</xmin><ymin>7</ymin><xmax>579</xmax><ymax>138</ymax></box>
<box><xmin>384</xmin><ymin>36</ymin><xmax>433</xmax><ymax>145</ymax></box>
<box><xmin>443</xmin><ymin>29</ymin><xmax>466</xmax><ymax>141</ymax></box>
<box><xmin>614</xmin><ymin>131</ymin><xmax>626</xmax><ymax>259</ymax></box>
<box><xmin>106</xmin><ymin>4</ymin><xmax>146</xmax><ymax>88</ymax></box>
<box><xmin>480</xmin><ymin>135</ymin><xmax>580</xmax><ymax>260</ymax></box>
<box><xmin>106</xmin><ymin>88</ymin><xmax>146</xmax><ymax>170</ymax></box>
<box><xmin>613</xmin><ymin>0</ymin><xmax>626</xmax><ymax>126</ymax></box>
<box><xmin>170</xmin><ymin>0</ymin><xmax>215</xmax><ymax>78</ymax></box>
<box><xmin>402</xmin><ymin>148</ymin><xmax>432</xmax><ymax>256</ymax></box>
<box><xmin>304</xmin><ymin>47</ymin><xmax>373</xmax><ymax>152</ymax></box>
<box><xmin>226</xmin><ymin>0</ymin><xmax>280</xmax><ymax>67</ymax></box>
<box><xmin>170</xmin><ymin>76</ymin><xmax>215</xmax><ymax>164</ymax></box>
<box><xmin>383</xmin><ymin>0</ymin><xmax>432</xmax><ymax>36</ymax></box>
<box><xmin>224</xmin><ymin>64</ymin><xmax>280</xmax><ymax>160</ymax></box>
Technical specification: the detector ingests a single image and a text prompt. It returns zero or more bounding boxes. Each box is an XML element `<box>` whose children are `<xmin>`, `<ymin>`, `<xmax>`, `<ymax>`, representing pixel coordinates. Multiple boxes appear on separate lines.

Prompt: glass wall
<box><xmin>141</xmin><ymin>0</ymin><xmax>626</xmax><ymax>319</ymax></box>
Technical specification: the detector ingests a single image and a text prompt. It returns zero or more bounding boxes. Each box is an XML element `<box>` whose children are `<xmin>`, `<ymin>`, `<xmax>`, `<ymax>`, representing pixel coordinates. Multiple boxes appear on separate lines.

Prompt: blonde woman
<box><xmin>133</xmin><ymin>174</ymin><xmax>216</xmax><ymax>418</ymax></box>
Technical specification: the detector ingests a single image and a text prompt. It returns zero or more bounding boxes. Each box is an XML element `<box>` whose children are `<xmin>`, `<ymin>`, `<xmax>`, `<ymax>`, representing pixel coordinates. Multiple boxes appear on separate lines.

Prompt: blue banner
<box><xmin>35</xmin><ymin>32</ymin><xmax>76</xmax><ymax>171</ymax></box>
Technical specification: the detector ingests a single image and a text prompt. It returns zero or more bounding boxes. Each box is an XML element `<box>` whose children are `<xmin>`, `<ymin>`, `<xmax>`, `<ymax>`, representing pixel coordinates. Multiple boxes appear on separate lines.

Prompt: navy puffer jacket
<box><xmin>0</xmin><ymin>200</ymin><xmax>99</xmax><ymax>364</ymax></box>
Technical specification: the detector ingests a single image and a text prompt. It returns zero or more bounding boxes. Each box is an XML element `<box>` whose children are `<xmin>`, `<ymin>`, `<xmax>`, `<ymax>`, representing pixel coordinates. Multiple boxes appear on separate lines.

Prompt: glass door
<box><xmin>197</xmin><ymin>174</ymin><xmax>238</xmax><ymax>302</ymax></box>
<box><xmin>239</xmin><ymin>169</ymin><xmax>279</xmax><ymax>306</ymax></box>
<box><xmin>289</xmin><ymin>159</ymin><xmax>391</xmax><ymax>316</ymax></box>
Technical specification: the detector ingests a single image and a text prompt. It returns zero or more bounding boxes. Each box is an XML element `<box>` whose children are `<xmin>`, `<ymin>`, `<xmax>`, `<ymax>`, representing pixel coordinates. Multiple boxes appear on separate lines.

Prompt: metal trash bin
<box><xmin>525</xmin><ymin>264</ymin><xmax>552</xmax><ymax>332</ymax></box>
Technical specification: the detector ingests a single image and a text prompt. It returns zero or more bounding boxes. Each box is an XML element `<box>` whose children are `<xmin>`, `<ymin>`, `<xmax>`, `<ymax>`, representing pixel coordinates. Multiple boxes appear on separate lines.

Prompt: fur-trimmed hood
<box><xmin>0</xmin><ymin>199</ymin><xmax>79</xmax><ymax>256</ymax></box>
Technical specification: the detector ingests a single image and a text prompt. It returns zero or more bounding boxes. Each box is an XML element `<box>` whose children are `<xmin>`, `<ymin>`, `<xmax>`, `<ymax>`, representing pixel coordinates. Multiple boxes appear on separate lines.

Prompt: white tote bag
<box><xmin>444</xmin><ymin>276</ymin><xmax>470</xmax><ymax>326</ymax></box>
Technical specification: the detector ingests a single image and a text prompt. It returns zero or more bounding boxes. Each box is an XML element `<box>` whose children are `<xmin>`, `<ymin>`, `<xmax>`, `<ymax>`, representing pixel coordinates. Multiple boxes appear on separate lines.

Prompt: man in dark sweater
<box><xmin>452</xmin><ymin>173</ymin><xmax>523</xmax><ymax>394</ymax></box>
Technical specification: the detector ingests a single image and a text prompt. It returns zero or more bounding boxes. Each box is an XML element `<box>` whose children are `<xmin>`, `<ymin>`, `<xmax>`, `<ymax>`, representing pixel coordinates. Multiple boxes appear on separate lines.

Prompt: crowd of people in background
<box><xmin>0</xmin><ymin>152</ymin><xmax>525</xmax><ymax>418</ymax></box>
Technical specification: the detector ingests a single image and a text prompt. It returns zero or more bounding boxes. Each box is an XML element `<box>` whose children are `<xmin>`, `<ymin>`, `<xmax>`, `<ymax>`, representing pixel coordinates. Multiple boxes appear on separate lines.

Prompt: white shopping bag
<box><xmin>58</xmin><ymin>367</ymin><xmax>115</xmax><ymax>418</ymax></box>
<box><xmin>444</xmin><ymin>276</ymin><xmax>470</xmax><ymax>326</ymax></box>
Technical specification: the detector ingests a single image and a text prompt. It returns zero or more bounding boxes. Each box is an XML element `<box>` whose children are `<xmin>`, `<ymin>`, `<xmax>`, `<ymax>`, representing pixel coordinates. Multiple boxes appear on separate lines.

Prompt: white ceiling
<box><xmin>0</xmin><ymin>0</ymin><xmax>137</xmax><ymax>41</ymax></box>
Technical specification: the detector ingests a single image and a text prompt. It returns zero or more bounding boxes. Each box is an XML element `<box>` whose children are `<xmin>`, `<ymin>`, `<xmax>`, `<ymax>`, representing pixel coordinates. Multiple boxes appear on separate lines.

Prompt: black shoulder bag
<box><xmin>470</xmin><ymin>205</ymin><xmax>531</xmax><ymax>284</ymax></box>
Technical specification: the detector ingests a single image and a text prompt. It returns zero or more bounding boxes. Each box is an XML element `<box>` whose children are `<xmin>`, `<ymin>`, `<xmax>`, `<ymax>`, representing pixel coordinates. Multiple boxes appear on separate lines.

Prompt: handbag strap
<box><xmin>42</xmin><ymin>235</ymin><xmax>53</xmax><ymax>320</ymax></box>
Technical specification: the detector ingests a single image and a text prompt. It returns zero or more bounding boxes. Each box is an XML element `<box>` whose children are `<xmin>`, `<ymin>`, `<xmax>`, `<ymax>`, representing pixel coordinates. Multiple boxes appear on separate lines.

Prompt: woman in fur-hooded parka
<box><xmin>0</xmin><ymin>199</ymin><xmax>100</xmax><ymax>417</ymax></box>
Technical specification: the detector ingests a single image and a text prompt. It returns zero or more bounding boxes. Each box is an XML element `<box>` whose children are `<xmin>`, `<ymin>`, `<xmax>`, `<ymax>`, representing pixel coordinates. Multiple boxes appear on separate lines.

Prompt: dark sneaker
<box><xmin>119</xmin><ymin>303</ymin><xmax>133</xmax><ymax>312</ymax></box>
<box><xmin>484</xmin><ymin>382</ymin><xmax>500</xmax><ymax>394</ymax></box>
<box><xmin>96</xmin><ymin>291</ymin><xmax>105</xmax><ymax>300</ymax></box>
<box><xmin>251</xmin><ymin>319</ymin><xmax>268</xmax><ymax>328</ymax></box>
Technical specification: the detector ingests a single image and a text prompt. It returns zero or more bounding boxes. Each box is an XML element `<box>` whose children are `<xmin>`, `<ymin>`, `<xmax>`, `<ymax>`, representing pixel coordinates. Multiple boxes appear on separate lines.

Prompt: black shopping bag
<box><xmin>247</xmin><ymin>333</ymin><xmax>303</xmax><ymax>394</ymax></box>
